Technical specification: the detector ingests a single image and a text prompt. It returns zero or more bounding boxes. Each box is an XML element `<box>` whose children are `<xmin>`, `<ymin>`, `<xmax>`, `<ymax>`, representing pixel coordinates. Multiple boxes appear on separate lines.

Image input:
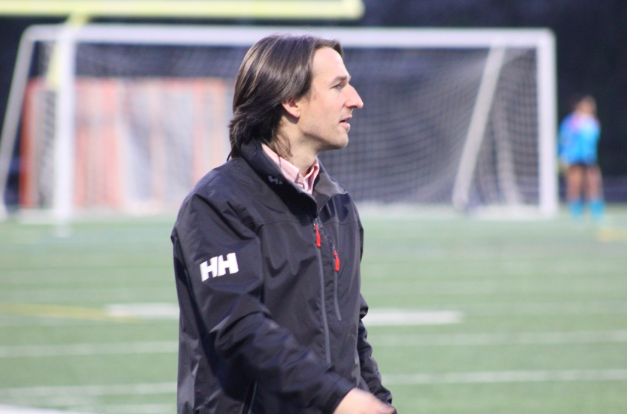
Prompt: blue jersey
<box><xmin>558</xmin><ymin>113</ymin><xmax>600</xmax><ymax>165</ymax></box>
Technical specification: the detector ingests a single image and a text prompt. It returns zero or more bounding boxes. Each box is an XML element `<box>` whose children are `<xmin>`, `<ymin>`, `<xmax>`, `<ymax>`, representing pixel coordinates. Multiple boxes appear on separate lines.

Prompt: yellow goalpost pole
<box><xmin>0</xmin><ymin>0</ymin><xmax>364</xmax><ymax>20</ymax></box>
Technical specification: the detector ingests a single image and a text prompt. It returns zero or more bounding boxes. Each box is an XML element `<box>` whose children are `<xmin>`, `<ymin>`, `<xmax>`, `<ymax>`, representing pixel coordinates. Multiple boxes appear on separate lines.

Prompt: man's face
<box><xmin>295</xmin><ymin>47</ymin><xmax>363</xmax><ymax>152</ymax></box>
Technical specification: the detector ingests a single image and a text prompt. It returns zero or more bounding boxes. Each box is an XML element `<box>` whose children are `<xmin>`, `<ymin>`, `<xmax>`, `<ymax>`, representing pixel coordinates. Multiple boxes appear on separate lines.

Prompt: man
<box><xmin>172</xmin><ymin>34</ymin><xmax>395</xmax><ymax>414</ymax></box>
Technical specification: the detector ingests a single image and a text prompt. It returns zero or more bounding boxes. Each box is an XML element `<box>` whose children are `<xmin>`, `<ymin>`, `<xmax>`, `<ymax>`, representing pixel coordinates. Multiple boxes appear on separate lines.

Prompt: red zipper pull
<box><xmin>314</xmin><ymin>223</ymin><xmax>321</xmax><ymax>247</ymax></box>
<box><xmin>333</xmin><ymin>249</ymin><xmax>340</xmax><ymax>271</ymax></box>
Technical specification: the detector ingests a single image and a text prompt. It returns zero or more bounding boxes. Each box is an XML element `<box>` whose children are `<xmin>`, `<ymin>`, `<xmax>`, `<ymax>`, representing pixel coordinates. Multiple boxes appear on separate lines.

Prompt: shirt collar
<box><xmin>261</xmin><ymin>144</ymin><xmax>320</xmax><ymax>195</ymax></box>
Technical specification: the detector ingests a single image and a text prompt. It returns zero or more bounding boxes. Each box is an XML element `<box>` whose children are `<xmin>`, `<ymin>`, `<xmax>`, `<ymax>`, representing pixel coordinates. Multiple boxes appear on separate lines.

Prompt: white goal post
<box><xmin>0</xmin><ymin>24</ymin><xmax>557</xmax><ymax>221</ymax></box>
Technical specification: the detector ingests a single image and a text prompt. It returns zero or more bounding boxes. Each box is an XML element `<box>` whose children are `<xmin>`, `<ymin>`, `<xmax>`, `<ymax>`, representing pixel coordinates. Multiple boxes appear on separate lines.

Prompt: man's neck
<box><xmin>284</xmin><ymin>151</ymin><xmax>318</xmax><ymax>176</ymax></box>
<box><xmin>275</xmin><ymin>132</ymin><xmax>319</xmax><ymax>176</ymax></box>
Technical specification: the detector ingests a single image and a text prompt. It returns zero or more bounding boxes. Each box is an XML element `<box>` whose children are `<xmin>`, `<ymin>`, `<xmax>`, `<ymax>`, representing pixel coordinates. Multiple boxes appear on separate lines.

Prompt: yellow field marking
<box><xmin>0</xmin><ymin>0</ymin><xmax>364</xmax><ymax>19</ymax></box>
<box><xmin>597</xmin><ymin>228</ymin><xmax>627</xmax><ymax>242</ymax></box>
<box><xmin>0</xmin><ymin>303</ymin><xmax>136</xmax><ymax>322</ymax></box>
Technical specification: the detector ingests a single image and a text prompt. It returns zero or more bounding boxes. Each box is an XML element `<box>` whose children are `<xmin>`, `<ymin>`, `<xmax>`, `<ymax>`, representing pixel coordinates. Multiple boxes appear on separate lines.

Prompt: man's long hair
<box><xmin>228</xmin><ymin>34</ymin><xmax>342</xmax><ymax>159</ymax></box>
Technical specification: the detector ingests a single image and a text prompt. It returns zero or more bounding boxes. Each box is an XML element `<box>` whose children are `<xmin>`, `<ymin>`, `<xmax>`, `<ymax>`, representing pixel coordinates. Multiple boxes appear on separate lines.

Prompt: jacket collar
<box><xmin>239</xmin><ymin>140</ymin><xmax>347</xmax><ymax>213</ymax></box>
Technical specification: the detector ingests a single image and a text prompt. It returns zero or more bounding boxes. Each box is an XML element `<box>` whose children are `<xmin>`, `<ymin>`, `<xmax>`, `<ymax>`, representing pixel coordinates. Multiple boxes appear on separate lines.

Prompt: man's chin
<box><xmin>337</xmin><ymin>136</ymin><xmax>350</xmax><ymax>149</ymax></box>
<box><xmin>314</xmin><ymin>134</ymin><xmax>350</xmax><ymax>153</ymax></box>
<box><xmin>333</xmin><ymin>134</ymin><xmax>350</xmax><ymax>149</ymax></box>
<box><xmin>324</xmin><ymin>140</ymin><xmax>349</xmax><ymax>152</ymax></box>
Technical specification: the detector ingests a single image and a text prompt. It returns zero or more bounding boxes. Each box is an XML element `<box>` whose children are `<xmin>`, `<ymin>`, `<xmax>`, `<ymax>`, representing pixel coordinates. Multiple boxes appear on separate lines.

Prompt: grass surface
<box><xmin>1</xmin><ymin>206</ymin><xmax>627</xmax><ymax>413</ymax></box>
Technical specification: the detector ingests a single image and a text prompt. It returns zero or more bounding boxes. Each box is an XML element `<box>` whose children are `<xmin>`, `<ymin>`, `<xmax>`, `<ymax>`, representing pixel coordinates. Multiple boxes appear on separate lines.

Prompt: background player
<box><xmin>558</xmin><ymin>95</ymin><xmax>604</xmax><ymax>221</ymax></box>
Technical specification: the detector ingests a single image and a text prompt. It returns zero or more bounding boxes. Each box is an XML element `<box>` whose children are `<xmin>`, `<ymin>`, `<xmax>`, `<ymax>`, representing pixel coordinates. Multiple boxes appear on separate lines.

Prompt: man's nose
<box><xmin>347</xmin><ymin>85</ymin><xmax>364</xmax><ymax>109</ymax></box>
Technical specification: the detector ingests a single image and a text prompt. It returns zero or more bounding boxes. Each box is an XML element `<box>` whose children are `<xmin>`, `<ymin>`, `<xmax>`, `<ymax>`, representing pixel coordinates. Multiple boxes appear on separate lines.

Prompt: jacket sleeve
<box><xmin>173</xmin><ymin>192</ymin><xmax>353</xmax><ymax>413</ymax></box>
<box><xmin>358</xmin><ymin>295</ymin><xmax>394</xmax><ymax>405</ymax></box>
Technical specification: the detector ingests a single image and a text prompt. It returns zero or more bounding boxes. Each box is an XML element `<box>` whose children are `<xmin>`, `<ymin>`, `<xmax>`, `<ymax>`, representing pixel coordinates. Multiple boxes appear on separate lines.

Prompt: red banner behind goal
<box><xmin>20</xmin><ymin>77</ymin><xmax>232</xmax><ymax>214</ymax></box>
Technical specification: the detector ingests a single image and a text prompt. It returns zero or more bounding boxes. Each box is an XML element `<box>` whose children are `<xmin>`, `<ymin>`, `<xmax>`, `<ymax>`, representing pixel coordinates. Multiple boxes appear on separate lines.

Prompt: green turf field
<box><xmin>1</xmin><ymin>206</ymin><xmax>627</xmax><ymax>413</ymax></box>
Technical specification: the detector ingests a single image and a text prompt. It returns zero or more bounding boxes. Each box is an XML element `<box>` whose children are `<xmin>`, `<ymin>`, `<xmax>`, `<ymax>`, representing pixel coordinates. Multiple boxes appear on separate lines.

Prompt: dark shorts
<box><xmin>570</xmin><ymin>161</ymin><xmax>597</xmax><ymax>168</ymax></box>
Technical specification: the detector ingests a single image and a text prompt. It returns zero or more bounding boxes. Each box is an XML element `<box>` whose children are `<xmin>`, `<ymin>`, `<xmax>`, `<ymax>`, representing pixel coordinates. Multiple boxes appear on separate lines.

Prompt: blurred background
<box><xmin>1</xmin><ymin>1</ymin><xmax>626</xmax><ymax>414</ymax></box>
<box><xmin>1</xmin><ymin>0</ymin><xmax>627</xmax><ymax>203</ymax></box>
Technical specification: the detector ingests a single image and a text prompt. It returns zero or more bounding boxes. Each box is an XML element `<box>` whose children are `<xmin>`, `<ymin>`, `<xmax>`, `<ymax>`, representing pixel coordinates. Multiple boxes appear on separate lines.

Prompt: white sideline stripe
<box><xmin>384</xmin><ymin>369</ymin><xmax>627</xmax><ymax>385</ymax></box>
<box><xmin>364</xmin><ymin>310</ymin><xmax>463</xmax><ymax>326</ymax></box>
<box><xmin>104</xmin><ymin>304</ymin><xmax>464</xmax><ymax>325</ymax></box>
<box><xmin>0</xmin><ymin>317</ymin><xmax>169</xmax><ymax>327</ymax></box>
<box><xmin>0</xmin><ymin>271</ymin><xmax>165</xmax><ymax>285</ymax></box>
<box><xmin>3</xmin><ymin>370</ymin><xmax>627</xmax><ymax>401</ymax></box>
<box><xmin>94</xmin><ymin>403</ymin><xmax>173</xmax><ymax>414</ymax></box>
<box><xmin>105</xmin><ymin>303</ymin><xmax>178</xmax><ymax>319</ymax></box>
<box><xmin>0</xmin><ymin>383</ymin><xmax>175</xmax><ymax>399</ymax></box>
<box><xmin>467</xmin><ymin>302</ymin><xmax>627</xmax><ymax>315</ymax></box>
<box><xmin>362</xmin><ymin>280</ymin><xmax>627</xmax><ymax>295</ymax></box>
<box><xmin>0</xmin><ymin>405</ymin><xmax>94</xmax><ymax>414</ymax></box>
<box><xmin>4</xmin><ymin>300</ymin><xmax>627</xmax><ymax>324</ymax></box>
<box><xmin>4</xmin><ymin>330</ymin><xmax>627</xmax><ymax>358</ymax></box>
<box><xmin>373</xmin><ymin>330</ymin><xmax>627</xmax><ymax>346</ymax></box>
<box><xmin>3</xmin><ymin>397</ymin><xmax>96</xmax><ymax>409</ymax></box>
<box><xmin>0</xmin><ymin>288</ymin><xmax>172</xmax><ymax>302</ymax></box>
<box><xmin>0</xmin><ymin>341</ymin><xmax>177</xmax><ymax>358</ymax></box>
<box><xmin>1</xmin><ymin>300</ymin><xmax>621</xmax><ymax>326</ymax></box>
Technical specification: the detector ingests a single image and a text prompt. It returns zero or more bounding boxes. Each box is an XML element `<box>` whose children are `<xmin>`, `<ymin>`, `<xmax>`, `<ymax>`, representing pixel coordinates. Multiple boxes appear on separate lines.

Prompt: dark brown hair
<box><xmin>228</xmin><ymin>34</ymin><xmax>342</xmax><ymax>159</ymax></box>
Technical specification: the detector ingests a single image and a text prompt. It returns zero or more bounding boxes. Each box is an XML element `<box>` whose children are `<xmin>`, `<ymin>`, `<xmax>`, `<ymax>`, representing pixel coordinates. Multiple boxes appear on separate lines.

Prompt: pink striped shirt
<box><xmin>262</xmin><ymin>144</ymin><xmax>320</xmax><ymax>195</ymax></box>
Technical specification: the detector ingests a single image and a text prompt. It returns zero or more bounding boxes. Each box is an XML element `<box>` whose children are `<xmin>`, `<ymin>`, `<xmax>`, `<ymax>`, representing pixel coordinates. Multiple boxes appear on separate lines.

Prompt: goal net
<box><xmin>0</xmin><ymin>25</ymin><xmax>557</xmax><ymax>220</ymax></box>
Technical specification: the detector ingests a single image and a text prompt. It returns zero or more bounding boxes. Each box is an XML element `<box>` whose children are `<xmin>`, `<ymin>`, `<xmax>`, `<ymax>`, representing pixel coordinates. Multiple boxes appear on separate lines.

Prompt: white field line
<box><xmin>1</xmin><ymin>304</ymin><xmax>460</xmax><ymax>326</ymax></box>
<box><xmin>0</xmin><ymin>271</ymin><xmax>164</xmax><ymax>285</ymax></box>
<box><xmin>107</xmin><ymin>306</ymin><xmax>465</xmax><ymax>325</ymax></box>
<box><xmin>105</xmin><ymin>303</ymin><xmax>178</xmax><ymax>319</ymax></box>
<box><xmin>0</xmin><ymin>383</ymin><xmax>175</xmax><ymax>399</ymax></box>
<box><xmin>0</xmin><ymin>404</ymin><xmax>94</xmax><ymax>414</ymax></box>
<box><xmin>3</xmin><ymin>330</ymin><xmax>627</xmax><ymax>359</ymax></box>
<box><xmin>3</xmin><ymin>370</ymin><xmax>627</xmax><ymax>402</ymax></box>
<box><xmin>3</xmin><ymin>301</ymin><xmax>627</xmax><ymax>328</ymax></box>
<box><xmin>361</xmin><ymin>280</ymin><xmax>627</xmax><ymax>295</ymax></box>
<box><xmin>372</xmin><ymin>302</ymin><xmax>627</xmax><ymax>316</ymax></box>
<box><xmin>0</xmin><ymin>341</ymin><xmax>177</xmax><ymax>358</ymax></box>
<box><xmin>373</xmin><ymin>330</ymin><xmax>627</xmax><ymax>346</ymax></box>
<box><xmin>363</xmin><ymin>310</ymin><xmax>463</xmax><ymax>326</ymax></box>
<box><xmin>16</xmin><ymin>403</ymin><xmax>176</xmax><ymax>414</ymax></box>
<box><xmin>363</xmin><ymin>263</ymin><xmax>626</xmax><ymax>279</ymax></box>
<box><xmin>0</xmin><ymin>288</ymin><xmax>172</xmax><ymax>302</ymax></box>
<box><xmin>22</xmin><ymin>396</ymin><xmax>95</xmax><ymax>406</ymax></box>
<box><xmin>93</xmin><ymin>403</ymin><xmax>173</xmax><ymax>414</ymax></box>
<box><xmin>465</xmin><ymin>302</ymin><xmax>627</xmax><ymax>315</ymax></box>
<box><xmin>0</xmin><ymin>318</ymin><xmax>167</xmax><ymax>327</ymax></box>
<box><xmin>5</xmin><ymin>280</ymin><xmax>626</xmax><ymax>300</ymax></box>
<box><xmin>384</xmin><ymin>369</ymin><xmax>627</xmax><ymax>385</ymax></box>
<box><xmin>99</xmin><ymin>303</ymin><xmax>627</xmax><ymax>321</ymax></box>
<box><xmin>0</xmin><ymin>396</ymin><xmax>97</xmax><ymax>410</ymax></box>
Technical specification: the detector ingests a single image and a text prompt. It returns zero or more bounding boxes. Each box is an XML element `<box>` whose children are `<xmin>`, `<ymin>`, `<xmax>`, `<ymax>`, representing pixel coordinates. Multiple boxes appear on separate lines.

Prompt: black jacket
<box><xmin>171</xmin><ymin>140</ymin><xmax>392</xmax><ymax>414</ymax></box>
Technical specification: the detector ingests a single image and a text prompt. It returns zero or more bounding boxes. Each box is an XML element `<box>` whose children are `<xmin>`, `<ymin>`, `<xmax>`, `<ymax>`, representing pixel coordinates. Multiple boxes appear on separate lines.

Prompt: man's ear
<box><xmin>282</xmin><ymin>98</ymin><xmax>300</xmax><ymax>119</ymax></box>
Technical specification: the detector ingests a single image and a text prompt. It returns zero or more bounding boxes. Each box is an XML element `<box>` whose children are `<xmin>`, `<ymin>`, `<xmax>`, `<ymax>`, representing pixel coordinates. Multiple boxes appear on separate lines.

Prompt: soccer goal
<box><xmin>0</xmin><ymin>24</ymin><xmax>557</xmax><ymax>221</ymax></box>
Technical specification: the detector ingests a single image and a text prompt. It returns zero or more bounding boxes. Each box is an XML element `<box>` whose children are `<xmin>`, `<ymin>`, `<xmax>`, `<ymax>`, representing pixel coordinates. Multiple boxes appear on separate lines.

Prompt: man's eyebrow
<box><xmin>331</xmin><ymin>75</ymin><xmax>350</xmax><ymax>84</ymax></box>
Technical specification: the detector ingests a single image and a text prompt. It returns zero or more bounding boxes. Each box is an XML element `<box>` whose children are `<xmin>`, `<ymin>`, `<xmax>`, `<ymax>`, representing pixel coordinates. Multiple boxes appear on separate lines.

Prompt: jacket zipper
<box><xmin>247</xmin><ymin>382</ymin><xmax>257</xmax><ymax>414</ymax></box>
<box><xmin>313</xmin><ymin>219</ymin><xmax>331</xmax><ymax>364</ymax></box>
<box><xmin>331</xmin><ymin>242</ymin><xmax>342</xmax><ymax>321</ymax></box>
<box><xmin>239</xmin><ymin>381</ymin><xmax>257</xmax><ymax>414</ymax></box>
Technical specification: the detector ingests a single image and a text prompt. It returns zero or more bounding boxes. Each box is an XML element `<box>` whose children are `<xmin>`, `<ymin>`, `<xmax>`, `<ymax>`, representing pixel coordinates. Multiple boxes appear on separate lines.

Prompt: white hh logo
<box><xmin>200</xmin><ymin>253</ymin><xmax>239</xmax><ymax>281</ymax></box>
<box><xmin>268</xmin><ymin>175</ymin><xmax>282</xmax><ymax>185</ymax></box>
